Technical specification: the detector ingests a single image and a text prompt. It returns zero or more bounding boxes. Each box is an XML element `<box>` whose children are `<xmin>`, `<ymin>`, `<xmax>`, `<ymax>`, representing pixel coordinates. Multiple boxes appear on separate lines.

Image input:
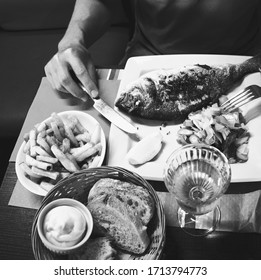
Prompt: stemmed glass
<box><xmin>163</xmin><ymin>144</ymin><xmax>231</xmax><ymax>236</ymax></box>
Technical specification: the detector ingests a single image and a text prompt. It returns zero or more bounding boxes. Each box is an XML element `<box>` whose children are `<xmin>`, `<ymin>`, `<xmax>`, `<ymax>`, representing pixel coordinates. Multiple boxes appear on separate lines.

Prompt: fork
<box><xmin>221</xmin><ymin>85</ymin><xmax>261</xmax><ymax>113</ymax></box>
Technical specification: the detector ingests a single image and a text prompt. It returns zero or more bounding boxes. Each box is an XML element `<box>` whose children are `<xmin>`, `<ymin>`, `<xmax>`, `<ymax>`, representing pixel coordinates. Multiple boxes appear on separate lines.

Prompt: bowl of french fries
<box><xmin>15</xmin><ymin>110</ymin><xmax>106</xmax><ymax>196</ymax></box>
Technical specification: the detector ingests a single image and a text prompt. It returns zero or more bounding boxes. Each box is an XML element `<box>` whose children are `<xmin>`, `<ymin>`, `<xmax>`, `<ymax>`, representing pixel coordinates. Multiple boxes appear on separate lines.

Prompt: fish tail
<box><xmin>228</xmin><ymin>52</ymin><xmax>261</xmax><ymax>83</ymax></box>
<box><xmin>240</xmin><ymin>52</ymin><xmax>261</xmax><ymax>71</ymax></box>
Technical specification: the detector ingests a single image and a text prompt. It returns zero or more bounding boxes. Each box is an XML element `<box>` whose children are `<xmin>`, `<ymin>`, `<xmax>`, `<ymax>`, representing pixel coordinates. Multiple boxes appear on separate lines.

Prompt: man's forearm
<box><xmin>58</xmin><ymin>0</ymin><xmax>113</xmax><ymax>51</ymax></box>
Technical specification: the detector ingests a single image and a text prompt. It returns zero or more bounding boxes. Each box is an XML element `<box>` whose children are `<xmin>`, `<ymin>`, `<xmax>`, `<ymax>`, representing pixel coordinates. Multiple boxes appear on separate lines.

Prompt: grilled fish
<box><xmin>115</xmin><ymin>55</ymin><xmax>261</xmax><ymax>121</ymax></box>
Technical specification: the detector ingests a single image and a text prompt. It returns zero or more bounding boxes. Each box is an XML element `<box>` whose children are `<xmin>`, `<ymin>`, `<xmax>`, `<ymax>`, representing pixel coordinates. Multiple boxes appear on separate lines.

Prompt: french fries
<box><xmin>20</xmin><ymin>112</ymin><xmax>103</xmax><ymax>193</ymax></box>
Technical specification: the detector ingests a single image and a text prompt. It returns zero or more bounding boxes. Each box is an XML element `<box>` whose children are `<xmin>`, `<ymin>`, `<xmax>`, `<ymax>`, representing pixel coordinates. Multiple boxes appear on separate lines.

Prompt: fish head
<box><xmin>115</xmin><ymin>87</ymin><xmax>143</xmax><ymax>113</ymax></box>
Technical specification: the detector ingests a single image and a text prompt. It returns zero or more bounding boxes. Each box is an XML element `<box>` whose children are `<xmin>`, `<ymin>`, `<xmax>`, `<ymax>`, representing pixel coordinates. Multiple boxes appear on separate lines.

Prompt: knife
<box><xmin>70</xmin><ymin>71</ymin><xmax>138</xmax><ymax>135</ymax></box>
<box><xmin>82</xmin><ymin>85</ymin><xmax>138</xmax><ymax>134</ymax></box>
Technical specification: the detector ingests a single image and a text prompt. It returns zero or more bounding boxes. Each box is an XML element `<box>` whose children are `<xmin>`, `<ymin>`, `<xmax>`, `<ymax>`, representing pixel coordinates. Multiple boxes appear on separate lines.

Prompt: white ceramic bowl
<box><xmin>15</xmin><ymin>110</ymin><xmax>106</xmax><ymax>196</ymax></box>
<box><xmin>37</xmin><ymin>198</ymin><xmax>93</xmax><ymax>254</ymax></box>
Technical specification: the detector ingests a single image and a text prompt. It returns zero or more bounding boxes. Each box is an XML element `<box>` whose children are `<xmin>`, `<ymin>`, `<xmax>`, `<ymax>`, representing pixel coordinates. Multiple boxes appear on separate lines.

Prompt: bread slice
<box><xmin>88</xmin><ymin>178</ymin><xmax>155</xmax><ymax>225</ymax></box>
<box><xmin>88</xmin><ymin>194</ymin><xmax>150</xmax><ymax>254</ymax></box>
<box><xmin>69</xmin><ymin>237</ymin><xmax>117</xmax><ymax>260</ymax></box>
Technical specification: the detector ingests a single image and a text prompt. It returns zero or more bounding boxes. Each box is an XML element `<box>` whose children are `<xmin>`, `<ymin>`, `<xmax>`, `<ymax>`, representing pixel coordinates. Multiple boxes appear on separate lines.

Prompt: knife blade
<box><xmin>71</xmin><ymin>71</ymin><xmax>138</xmax><ymax>135</ymax></box>
<box><xmin>92</xmin><ymin>97</ymin><xmax>138</xmax><ymax>135</ymax></box>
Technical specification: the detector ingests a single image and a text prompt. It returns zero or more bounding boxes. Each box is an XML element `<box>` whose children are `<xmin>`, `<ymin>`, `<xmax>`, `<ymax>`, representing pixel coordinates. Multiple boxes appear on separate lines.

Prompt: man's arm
<box><xmin>45</xmin><ymin>0</ymin><xmax>115</xmax><ymax>101</ymax></box>
<box><xmin>59</xmin><ymin>0</ymin><xmax>113</xmax><ymax>51</ymax></box>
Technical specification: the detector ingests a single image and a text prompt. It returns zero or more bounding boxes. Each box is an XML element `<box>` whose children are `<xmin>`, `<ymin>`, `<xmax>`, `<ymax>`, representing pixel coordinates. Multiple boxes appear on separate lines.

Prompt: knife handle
<box><xmin>69</xmin><ymin>69</ymin><xmax>98</xmax><ymax>100</ymax></box>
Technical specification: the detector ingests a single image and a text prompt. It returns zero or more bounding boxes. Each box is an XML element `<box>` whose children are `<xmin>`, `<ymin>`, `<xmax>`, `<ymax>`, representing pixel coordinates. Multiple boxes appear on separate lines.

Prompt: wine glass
<box><xmin>163</xmin><ymin>144</ymin><xmax>231</xmax><ymax>236</ymax></box>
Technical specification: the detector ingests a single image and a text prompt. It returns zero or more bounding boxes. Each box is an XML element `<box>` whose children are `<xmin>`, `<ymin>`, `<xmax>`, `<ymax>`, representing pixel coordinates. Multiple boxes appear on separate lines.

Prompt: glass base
<box><xmin>177</xmin><ymin>206</ymin><xmax>221</xmax><ymax>236</ymax></box>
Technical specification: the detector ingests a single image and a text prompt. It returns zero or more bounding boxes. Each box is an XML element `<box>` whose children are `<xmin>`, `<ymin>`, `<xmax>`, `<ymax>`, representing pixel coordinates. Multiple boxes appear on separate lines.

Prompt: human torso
<box><xmin>125</xmin><ymin>0</ymin><xmax>261</xmax><ymax>58</ymax></box>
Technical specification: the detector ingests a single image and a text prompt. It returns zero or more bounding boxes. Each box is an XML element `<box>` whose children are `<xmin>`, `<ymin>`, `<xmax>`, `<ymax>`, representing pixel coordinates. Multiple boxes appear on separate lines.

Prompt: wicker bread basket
<box><xmin>31</xmin><ymin>166</ymin><xmax>166</xmax><ymax>260</ymax></box>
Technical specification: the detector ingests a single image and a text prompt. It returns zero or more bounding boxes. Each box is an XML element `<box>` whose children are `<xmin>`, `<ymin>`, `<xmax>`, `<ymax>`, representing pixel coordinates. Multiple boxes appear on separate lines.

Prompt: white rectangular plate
<box><xmin>108</xmin><ymin>54</ymin><xmax>261</xmax><ymax>182</ymax></box>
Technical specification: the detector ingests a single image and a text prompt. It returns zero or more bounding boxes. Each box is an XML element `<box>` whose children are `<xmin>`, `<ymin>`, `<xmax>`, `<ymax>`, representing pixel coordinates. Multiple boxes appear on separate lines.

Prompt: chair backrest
<box><xmin>0</xmin><ymin>0</ymin><xmax>75</xmax><ymax>31</ymax></box>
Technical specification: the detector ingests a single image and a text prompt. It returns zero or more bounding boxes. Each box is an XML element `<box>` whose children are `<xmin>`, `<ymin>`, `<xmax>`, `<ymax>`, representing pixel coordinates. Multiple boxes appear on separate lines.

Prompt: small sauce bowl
<box><xmin>37</xmin><ymin>198</ymin><xmax>93</xmax><ymax>254</ymax></box>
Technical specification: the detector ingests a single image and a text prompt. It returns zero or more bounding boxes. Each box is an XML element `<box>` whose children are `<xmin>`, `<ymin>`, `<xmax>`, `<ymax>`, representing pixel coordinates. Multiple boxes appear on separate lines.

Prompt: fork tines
<box><xmin>221</xmin><ymin>86</ymin><xmax>254</xmax><ymax>113</ymax></box>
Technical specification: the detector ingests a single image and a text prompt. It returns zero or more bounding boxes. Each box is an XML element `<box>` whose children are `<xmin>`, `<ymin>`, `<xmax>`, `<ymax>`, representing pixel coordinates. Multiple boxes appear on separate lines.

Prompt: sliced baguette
<box><xmin>88</xmin><ymin>178</ymin><xmax>155</xmax><ymax>225</ymax></box>
<box><xmin>69</xmin><ymin>237</ymin><xmax>117</xmax><ymax>260</ymax></box>
<box><xmin>88</xmin><ymin>194</ymin><xmax>150</xmax><ymax>254</ymax></box>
